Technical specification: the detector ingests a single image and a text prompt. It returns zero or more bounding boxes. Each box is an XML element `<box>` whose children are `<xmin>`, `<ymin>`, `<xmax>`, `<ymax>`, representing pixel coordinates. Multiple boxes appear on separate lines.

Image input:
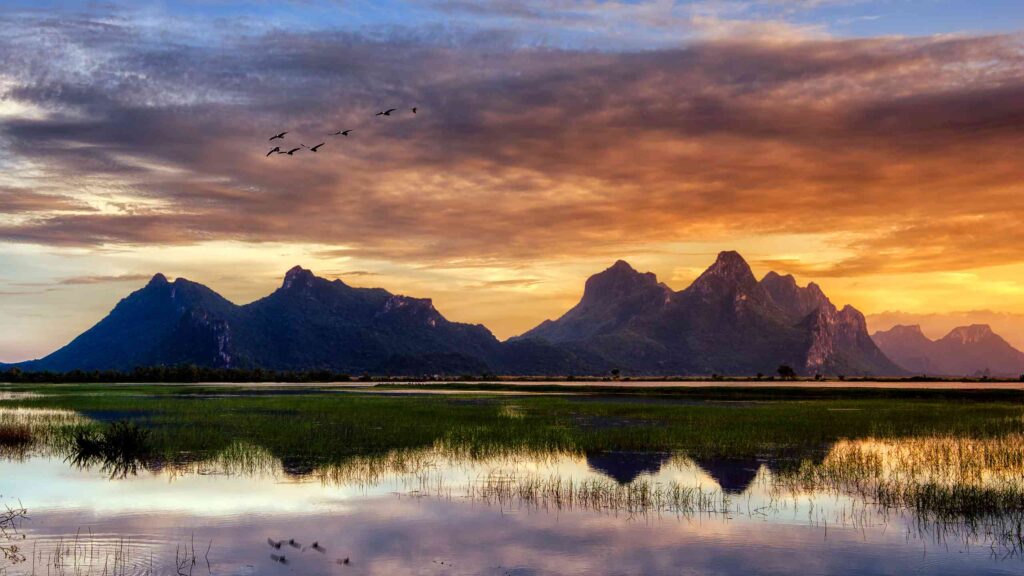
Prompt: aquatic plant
<box><xmin>68</xmin><ymin>420</ymin><xmax>155</xmax><ymax>479</ymax></box>
<box><xmin>0</xmin><ymin>500</ymin><xmax>27</xmax><ymax>564</ymax></box>
<box><xmin>0</xmin><ymin>424</ymin><xmax>31</xmax><ymax>448</ymax></box>
<box><xmin>0</xmin><ymin>407</ymin><xmax>87</xmax><ymax>460</ymax></box>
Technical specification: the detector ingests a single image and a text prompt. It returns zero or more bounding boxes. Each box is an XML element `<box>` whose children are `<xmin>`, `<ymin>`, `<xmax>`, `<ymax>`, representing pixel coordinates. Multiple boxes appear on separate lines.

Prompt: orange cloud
<box><xmin>0</xmin><ymin>17</ymin><xmax>1023</xmax><ymax>358</ymax></box>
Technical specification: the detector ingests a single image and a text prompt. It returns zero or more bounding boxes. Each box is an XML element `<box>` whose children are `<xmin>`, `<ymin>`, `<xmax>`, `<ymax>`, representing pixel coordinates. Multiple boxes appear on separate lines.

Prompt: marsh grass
<box><xmin>12</xmin><ymin>532</ymin><xmax>208</xmax><ymax>576</ymax></box>
<box><xmin>3</xmin><ymin>383</ymin><xmax>1024</xmax><ymax>551</ymax></box>
<box><xmin>6</xmin><ymin>385</ymin><xmax>1024</xmax><ymax>461</ymax></box>
<box><xmin>777</xmin><ymin>436</ymin><xmax>1024</xmax><ymax>518</ymax></box>
<box><xmin>0</xmin><ymin>425</ymin><xmax>31</xmax><ymax>449</ymax></box>
<box><xmin>466</xmin><ymin>473</ymin><xmax>730</xmax><ymax>516</ymax></box>
<box><xmin>0</xmin><ymin>408</ymin><xmax>88</xmax><ymax>459</ymax></box>
<box><xmin>68</xmin><ymin>421</ymin><xmax>154</xmax><ymax>479</ymax></box>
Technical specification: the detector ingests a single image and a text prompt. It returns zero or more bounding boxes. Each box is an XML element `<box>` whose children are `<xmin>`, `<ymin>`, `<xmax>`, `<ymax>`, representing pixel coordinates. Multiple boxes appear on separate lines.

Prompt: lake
<box><xmin>1</xmin><ymin>384</ymin><xmax>1022</xmax><ymax>575</ymax></box>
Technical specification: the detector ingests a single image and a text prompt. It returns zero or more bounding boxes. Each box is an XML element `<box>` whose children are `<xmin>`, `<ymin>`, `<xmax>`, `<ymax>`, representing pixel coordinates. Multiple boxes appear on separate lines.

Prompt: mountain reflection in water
<box><xmin>3</xmin><ymin>404</ymin><xmax>1023</xmax><ymax>576</ymax></box>
<box><xmin>585</xmin><ymin>451</ymin><xmax>812</xmax><ymax>494</ymax></box>
<box><xmin>2</xmin><ymin>447</ymin><xmax>1021</xmax><ymax>576</ymax></box>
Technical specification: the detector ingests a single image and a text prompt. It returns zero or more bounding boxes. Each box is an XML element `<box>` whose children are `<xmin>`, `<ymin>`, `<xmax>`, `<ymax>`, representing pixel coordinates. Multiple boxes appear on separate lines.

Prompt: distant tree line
<box><xmin>3</xmin><ymin>364</ymin><xmax>1022</xmax><ymax>384</ymax></box>
<box><xmin>0</xmin><ymin>365</ymin><xmax>363</xmax><ymax>384</ymax></box>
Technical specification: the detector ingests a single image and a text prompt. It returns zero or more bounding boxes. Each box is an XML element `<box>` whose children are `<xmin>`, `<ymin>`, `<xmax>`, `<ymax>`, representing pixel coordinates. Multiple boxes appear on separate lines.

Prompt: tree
<box><xmin>777</xmin><ymin>365</ymin><xmax>797</xmax><ymax>380</ymax></box>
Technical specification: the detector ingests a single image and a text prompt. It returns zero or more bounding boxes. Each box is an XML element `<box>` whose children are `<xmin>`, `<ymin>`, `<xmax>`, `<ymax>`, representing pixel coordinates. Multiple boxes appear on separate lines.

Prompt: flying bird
<box><xmin>266</xmin><ymin>147</ymin><xmax>281</xmax><ymax>157</ymax></box>
<box><xmin>269</xmin><ymin>132</ymin><xmax>288</xmax><ymax>141</ymax></box>
<box><xmin>411</xmin><ymin>107</ymin><xmax>417</xmax><ymax>114</ymax></box>
<box><xmin>271</xmin><ymin>554</ymin><xmax>287</xmax><ymax>564</ymax></box>
<box><xmin>376</xmin><ymin>108</ymin><xmax>396</xmax><ymax>116</ymax></box>
<box><xmin>305</xmin><ymin>142</ymin><xmax>325</xmax><ymax>152</ymax></box>
<box><xmin>267</xmin><ymin>538</ymin><xmax>282</xmax><ymax>549</ymax></box>
<box><xmin>330</xmin><ymin>129</ymin><xmax>353</xmax><ymax>136</ymax></box>
<box><xmin>288</xmin><ymin>539</ymin><xmax>301</xmax><ymax>549</ymax></box>
<box><xmin>285</xmin><ymin>147</ymin><xmax>302</xmax><ymax>155</ymax></box>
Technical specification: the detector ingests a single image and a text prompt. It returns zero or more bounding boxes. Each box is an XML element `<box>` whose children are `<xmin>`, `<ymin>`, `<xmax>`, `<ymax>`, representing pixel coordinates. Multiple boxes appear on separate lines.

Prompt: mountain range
<box><xmin>871</xmin><ymin>324</ymin><xmax>1024</xmax><ymax>377</ymax></box>
<box><xmin>519</xmin><ymin>252</ymin><xmax>900</xmax><ymax>376</ymax></box>
<box><xmin>4</xmin><ymin>251</ymin><xmax>1020</xmax><ymax>377</ymax></box>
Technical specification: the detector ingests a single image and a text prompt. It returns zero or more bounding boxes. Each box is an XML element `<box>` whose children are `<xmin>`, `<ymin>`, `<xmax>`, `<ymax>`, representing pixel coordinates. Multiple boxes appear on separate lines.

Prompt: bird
<box><xmin>288</xmin><ymin>539</ymin><xmax>301</xmax><ymax>549</ymax></box>
<box><xmin>336</xmin><ymin>557</ymin><xmax>350</xmax><ymax>565</ymax></box>
<box><xmin>285</xmin><ymin>147</ymin><xmax>301</xmax><ymax>155</ymax></box>
<box><xmin>304</xmin><ymin>142</ymin><xmax>325</xmax><ymax>152</ymax></box>
<box><xmin>411</xmin><ymin>107</ymin><xmax>417</xmax><ymax>114</ymax></box>
<box><xmin>376</xmin><ymin>108</ymin><xmax>396</xmax><ymax>116</ymax></box>
<box><xmin>269</xmin><ymin>132</ymin><xmax>288</xmax><ymax>141</ymax></box>
<box><xmin>330</xmin><ymin>129</ymin><xmax>353</xmax><ymax>136</ymax></box>
<box><xmin>310</xmin><ymin>542</ymin><xmax>325</xmax><ymax>553</ymax></box>
<box><xmin>266</xmin><ymin>146</ymin><xmax>281</xmax><ymax>157</ymax></box>
<box><xmin>267</xmin><ymin>538</ymin><xmax>282</xmax><ymax>549</ymax></box>
<box><xmin>271</xmin><ymin>554</ymin><xmax>287</xmax><ymax>564</ymax></box>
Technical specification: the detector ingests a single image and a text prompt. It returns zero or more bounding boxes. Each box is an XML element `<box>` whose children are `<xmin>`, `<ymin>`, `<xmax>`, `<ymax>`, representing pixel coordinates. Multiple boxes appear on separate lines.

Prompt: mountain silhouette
<box><xmin>13</xmin><ymin>252</ymin><xmax>906</xmax><ymax>376</ymax></box>
<box><xmin>16</xmin><ymin>266</ymin><xmax>586</xmax><ymax>375</ymax></box>
<box><xmin>520</xmin><ymin>251</ymin><xmax>902</xmax><ymax>376</ymax></box>
<box><xmin>872</xmin><ymin>324</ymin><xmax>1024</xmax><ymax>377</ymax></box>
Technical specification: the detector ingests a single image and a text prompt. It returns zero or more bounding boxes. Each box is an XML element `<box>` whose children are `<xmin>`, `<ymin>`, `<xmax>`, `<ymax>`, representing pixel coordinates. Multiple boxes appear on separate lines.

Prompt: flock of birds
<box><xmin>265</xmin><ymin>106</ymin><xmax>419</xmax><ymax>157</ymax></box>
<box><xmin>267</xmin><ymin>537</ymin><xmax>350</xmax><ymax>566</ymax></box>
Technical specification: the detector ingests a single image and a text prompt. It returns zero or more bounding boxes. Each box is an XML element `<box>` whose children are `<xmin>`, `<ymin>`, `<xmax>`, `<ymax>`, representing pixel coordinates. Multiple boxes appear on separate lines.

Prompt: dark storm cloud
<box><xmin>0</xmin><ymin>10</ymin><xmax>1022</xmax><ymax>274</ymax></box>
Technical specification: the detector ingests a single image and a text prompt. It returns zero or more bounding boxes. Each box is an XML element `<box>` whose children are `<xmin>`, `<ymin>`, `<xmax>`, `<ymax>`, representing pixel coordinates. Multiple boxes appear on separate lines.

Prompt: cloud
<box><xmin>472</xmin><ymin>278</ymin><xmax>543</xmax><ymax>288</ymax></box>
<box><xmin>0</xmin><ymin>10</ymin><xmax>1021</xmax><ymax>279</ymax></box>
<box><xmin>58</xmin><ymin>273</ymin><xmax>152</xmax><ymax>285</ymax></box>
<box><xmin>325</xmin><ymin>270</ymin><xmax>381</xmax><ymax>277</ymax></box>
<box><xmin>0</xmin><ymin>188</ymin><xmax>94</xmax><ymax>214</ymax></box>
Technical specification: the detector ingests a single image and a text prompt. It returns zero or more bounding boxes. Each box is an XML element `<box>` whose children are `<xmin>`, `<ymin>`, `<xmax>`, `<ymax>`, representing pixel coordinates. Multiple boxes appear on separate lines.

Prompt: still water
<box><xmin>2</xmin><ymin>443</ymin><xmax>1021</xmax><ymax>574</ymax></box>
<box><xmin>2</xmin><ymin>389</ymin><xmax>1023</xmax><ymax>576</ymax></box>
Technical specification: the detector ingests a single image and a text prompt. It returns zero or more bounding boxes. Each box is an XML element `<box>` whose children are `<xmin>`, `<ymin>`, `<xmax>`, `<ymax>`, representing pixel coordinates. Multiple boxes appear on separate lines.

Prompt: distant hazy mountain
<box><xmin>519</xmin><ymin>252</ymin><xmax>902</xmax><ymax>376</ymax></box>
<box><xmin>872</xmin><ymin>324</ymin><xmax>1024</xmax><ymax>377</ymax></box>
<box><xmin>13</xmin><ymin>253</ymin><xmax>904</xmax><ymax>376</ymax></box>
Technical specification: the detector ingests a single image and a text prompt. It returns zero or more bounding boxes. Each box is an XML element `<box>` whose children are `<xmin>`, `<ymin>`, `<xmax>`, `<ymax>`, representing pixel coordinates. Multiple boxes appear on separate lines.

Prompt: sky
<box><xmin>1</xmin><ymin>0</ymin><xmax>1023</xmax><ymax>362</ymax></box>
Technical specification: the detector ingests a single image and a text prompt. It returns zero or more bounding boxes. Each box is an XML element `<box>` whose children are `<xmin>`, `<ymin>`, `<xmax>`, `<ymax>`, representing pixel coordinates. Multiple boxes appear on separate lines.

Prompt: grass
<box><xmin>466</xmin><ymin>472</ymin><xmax>731</xmax><ymax>516</ymax></box>
<box><xmin>2</xmin><ymin>382</ymin><xmax>1023</xmax><ymax>546</ymax></box>
<box><xmin>2</xmin><ymin>383</ymin><xmax>1023</xmax><ymax>463</ymax></box>
<box><xmin>0</xmin><ymin>407</ymin><xmax>86</xmax><ymax>459</ymax></box>
<box><xmin>69</xmin><ymin>420</ymin><xmax>154</xmax><ymax>479</ymax></box>
<box><xmin>777</xmin><ymin>435</ymin><xmax>1024</xmax><ymax>517</ymax></box>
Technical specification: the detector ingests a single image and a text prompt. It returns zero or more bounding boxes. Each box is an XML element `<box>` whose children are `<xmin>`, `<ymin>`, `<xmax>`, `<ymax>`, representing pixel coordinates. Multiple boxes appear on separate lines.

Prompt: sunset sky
<box><xmin>1</xmin><ymin>1</ymin><xmax>1023</xmax><ymax>362</ymax></box>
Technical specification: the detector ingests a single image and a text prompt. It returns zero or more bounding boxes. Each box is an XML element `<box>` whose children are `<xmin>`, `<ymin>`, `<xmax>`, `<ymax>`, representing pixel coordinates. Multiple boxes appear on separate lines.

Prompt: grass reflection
<box><xmin>2</xmin><ymin>384</ymin><xmax>1023</xmax><ymax>555</ymax></box>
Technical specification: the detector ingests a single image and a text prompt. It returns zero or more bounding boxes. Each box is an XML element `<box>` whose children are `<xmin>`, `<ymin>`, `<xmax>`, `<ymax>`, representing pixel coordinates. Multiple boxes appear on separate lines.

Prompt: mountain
<box><xmin>17</xmin><ymin>273</ymin><xmax>240</xmax><ymax>372</ymax></box>
<box><xmin>16</xmin><ymin>266</ymin><xmax>588</xmax><ymax>375</ymax></box>
<box><xmin>13</xmin><ymin>254</ymin><xmax>905</xmax><ymax>376</ymax></box>
<box><xmin>520</xmin><ymin>251</ymin><xmax>903</xmax><ymax>376</ymax></box>
<box><xmin>872</xmin><ymin>324</ymin><xmax>1024</xmax><ymax>377</ymax></box>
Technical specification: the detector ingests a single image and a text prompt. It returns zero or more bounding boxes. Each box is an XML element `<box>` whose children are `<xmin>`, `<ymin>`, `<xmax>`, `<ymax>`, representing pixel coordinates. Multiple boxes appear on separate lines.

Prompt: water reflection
<box><xmin>2</xmin><ymin>457</ymin><xmax>1021</xmax><ymax>576</ymax></box>
<box><xmin>690</xmin><ymin>456</ymin><xmax>763</xmax><ymax>494</ymax></box>
<box><xmin>583</xmin><ymin>451</ymin><xmax>812</xmax><ymax>495</ymax></box>
<box><xmin>583</xmin><ymin>451</ymin><xmax>672</xmax><ymax>484</ymax></box>
<box><xmin>2</xmin><ymin>406</ymin><xmax>1023</xmax><ymax>575</ymax></box>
